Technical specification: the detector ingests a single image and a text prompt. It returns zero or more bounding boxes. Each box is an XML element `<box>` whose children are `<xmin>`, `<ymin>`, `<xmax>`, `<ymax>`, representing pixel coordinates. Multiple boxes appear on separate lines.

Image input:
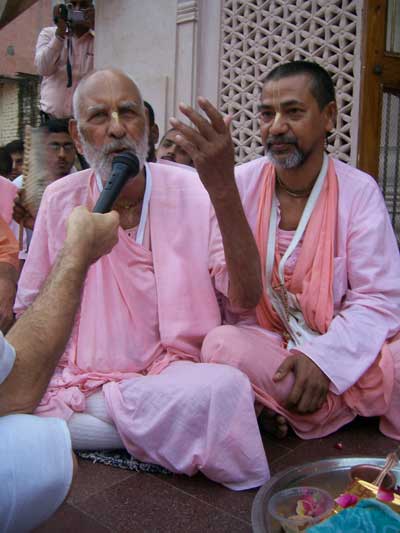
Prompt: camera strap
<box><xmin>66</xmin><ymin>34</ymin><xmax>72</xmax><ymax>88</ymax></box>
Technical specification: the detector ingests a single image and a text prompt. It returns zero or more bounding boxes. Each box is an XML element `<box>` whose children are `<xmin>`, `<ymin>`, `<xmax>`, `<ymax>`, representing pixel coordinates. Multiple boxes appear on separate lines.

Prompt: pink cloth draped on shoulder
<box><xmin>255</xmin><ymin>159</ymin><xmax>337</xmax><ymax>335</ymax></box>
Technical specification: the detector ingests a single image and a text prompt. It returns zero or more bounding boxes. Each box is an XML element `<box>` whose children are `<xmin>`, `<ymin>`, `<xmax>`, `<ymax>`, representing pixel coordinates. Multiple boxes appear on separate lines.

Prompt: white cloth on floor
<box><xmin>0</xmin><ymin>414</ymin><xmax>73</xmax><ymax>532</ymax></box>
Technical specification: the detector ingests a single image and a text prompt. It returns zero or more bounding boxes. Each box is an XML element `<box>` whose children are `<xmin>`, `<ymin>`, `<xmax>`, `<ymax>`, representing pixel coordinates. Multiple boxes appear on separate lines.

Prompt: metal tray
<box><xmin>251</xmin><ymin>456</ymin><xmax>400</xmax><ymax>532</ymax></box>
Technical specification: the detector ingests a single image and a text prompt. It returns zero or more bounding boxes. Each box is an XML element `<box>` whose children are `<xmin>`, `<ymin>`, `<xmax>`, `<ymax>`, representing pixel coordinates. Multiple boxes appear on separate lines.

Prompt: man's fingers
<box><xmin>285</xmin><ymin>376</ymin><xmax>305</xmax><ymax>409</ymax></box>
<box><xmin>175</xmin><ymin>105</ymin><xmax>216</xmax><ymax>143</ymax></box>
<box><xmin>170</xmin><ymin>116</ymin><xmax>207</xmax><ymax>150</ymax></box>
<box><xmin>197</xmin><ymin>97</ymin><xmax>227</xmax><ymax>134</ymax></box>
<box><xmin>296</xmin><ymin>384</ymin><xmax>318</xmax><ymax>413</ymax></box>
<box><xmin>317</xmin><ymin>387</ymin><xmax>328</xmax><ymax>410</ymax></box>
<box><xmin>223</xmin><ymin>114</ymin><xmax>233</xmax><ymax>129</ymax></box>
<box><xmin>104</xmin><ymin>209</ymin><xmax>120</xmax><ymax>227</ymax></box>
<box><xmin>273</xmin><ymin>356</ymin><xmax>295</xmax><ymax>382</ymax></box>
<box><xmin>174</xmin><ymin>135</ymin><xmax>197</xmax><ymax>160</ymax></box>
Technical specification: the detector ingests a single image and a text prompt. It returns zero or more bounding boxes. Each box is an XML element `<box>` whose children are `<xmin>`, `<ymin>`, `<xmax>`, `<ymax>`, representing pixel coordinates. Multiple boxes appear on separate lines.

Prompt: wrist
<box><xmin>209</xmin><ymin>182</ymin><xmax>240</xmax><ymax>207</ymax></box>
<box><xmin>61</xmin><ymin>240</ymin><xmax>92</xmax><ymax>272</ymax></box>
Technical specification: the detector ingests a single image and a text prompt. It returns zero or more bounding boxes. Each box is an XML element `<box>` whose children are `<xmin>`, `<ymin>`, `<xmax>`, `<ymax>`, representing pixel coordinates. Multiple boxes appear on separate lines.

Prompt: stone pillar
<box><xmin>95</xmin><ymin>0</ymin><xmax>178</xmax><ymax>134</ymax></box>
<box><xmin>174</xmin><ymin>0</ymin><xmax>198</xmax><ymax>112</ymax></box>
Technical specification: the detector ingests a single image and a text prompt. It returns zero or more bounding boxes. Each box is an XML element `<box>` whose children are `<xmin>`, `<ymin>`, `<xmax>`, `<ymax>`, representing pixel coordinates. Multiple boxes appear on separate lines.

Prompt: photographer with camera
<box><xmin>35</xmin><ymin>0</ymin><xmax>95</xmax><ymax>121</ymax></box>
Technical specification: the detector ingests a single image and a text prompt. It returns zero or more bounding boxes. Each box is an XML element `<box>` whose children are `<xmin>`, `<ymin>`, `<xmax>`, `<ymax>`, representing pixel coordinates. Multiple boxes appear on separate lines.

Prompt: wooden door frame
<box><xmin>358</xmin><ymin>0</ymin><xmax>400</xmax><ymax>178</ymax></box>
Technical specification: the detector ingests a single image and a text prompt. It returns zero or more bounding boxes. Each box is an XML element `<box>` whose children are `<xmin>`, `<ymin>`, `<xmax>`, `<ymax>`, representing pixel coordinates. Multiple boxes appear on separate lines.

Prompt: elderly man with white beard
<box><xmin>14</xmin><ymin>68</ymin><xmax>269</xmax><ymax>490</ymax></box>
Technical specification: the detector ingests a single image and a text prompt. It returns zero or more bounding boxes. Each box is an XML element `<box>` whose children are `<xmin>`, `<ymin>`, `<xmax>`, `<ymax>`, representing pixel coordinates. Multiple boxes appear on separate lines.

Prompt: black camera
<box><xmin>54</xmin><ymin>3</ymin><xmax>86</xmax><ymax>26</ymax></box>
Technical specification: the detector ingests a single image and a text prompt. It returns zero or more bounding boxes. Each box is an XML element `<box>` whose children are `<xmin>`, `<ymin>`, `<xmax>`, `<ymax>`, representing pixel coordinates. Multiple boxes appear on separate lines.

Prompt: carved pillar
<box><xmin>174</xmin><ymin>0</ymin><xmax>198</xmax><ymax>114</ymax></box>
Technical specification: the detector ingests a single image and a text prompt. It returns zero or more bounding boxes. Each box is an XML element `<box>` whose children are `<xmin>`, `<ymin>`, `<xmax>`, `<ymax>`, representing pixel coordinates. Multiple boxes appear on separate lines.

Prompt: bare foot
<box><xmin>258</xmin><ymin>408</ymin><xmax>289</xmax><ymax>439</ymax></box>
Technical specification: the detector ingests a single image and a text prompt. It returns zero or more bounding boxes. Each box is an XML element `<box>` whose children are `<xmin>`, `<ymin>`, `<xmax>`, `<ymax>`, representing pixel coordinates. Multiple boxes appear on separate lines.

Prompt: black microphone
<box><xmin>93</xmin><ymin>151</ymin><xmax>140</xmax><ymax>213</ymax></box>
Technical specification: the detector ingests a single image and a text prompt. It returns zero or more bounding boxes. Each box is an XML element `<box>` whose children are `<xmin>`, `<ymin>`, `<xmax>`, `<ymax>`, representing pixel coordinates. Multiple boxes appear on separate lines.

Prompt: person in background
<box><xmin>35</xmin><ymin>0</ymin><xmax>95</xmax><ymax>121</ymax></box>
<box><xmin>144</xmin><ymin>101</ymin><xmax>159</xmax><ymax>162</ymax></box>
<box><xmin>4</xmin><ymin>140</ymin><xmax>24</xmax><ymax>181</ymax></box>
<box><xmin>12</xmin><ymin>119</ymin><xmax>77</xmax><ymax>261</ymax></box>
<box><xmin>0</xmin><ymin>148</ymin><xmax>12</xmax><ymax>180</ymax></box>
<box><xmin>156</xmin><ymin>127</ymin><xmax>194</xmax><ymax>167</ymax></box>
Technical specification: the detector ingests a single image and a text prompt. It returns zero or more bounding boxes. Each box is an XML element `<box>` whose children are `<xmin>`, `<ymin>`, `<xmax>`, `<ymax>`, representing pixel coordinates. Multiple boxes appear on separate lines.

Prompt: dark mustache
<box><xmin>266</xmin><ymin>136</ymin><xmax>297</xmax><ymax>145</ymax></box>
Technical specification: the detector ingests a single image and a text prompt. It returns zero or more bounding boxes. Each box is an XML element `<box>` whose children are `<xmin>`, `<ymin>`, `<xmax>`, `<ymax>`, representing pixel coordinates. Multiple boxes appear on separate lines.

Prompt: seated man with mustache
<box><xmin>156</xmin><ymin>127</ymin><xmax>194</xmax><ymax>167</ymax></box>
<box><xmin>197</xmin><ymin>61</ymin><xmax>400</xmax><ymax>441</ymax></box>
<box><xmin>15</xmin><ymin>68</ymin><xmax>269</xmax><ymax>490</ymax></box>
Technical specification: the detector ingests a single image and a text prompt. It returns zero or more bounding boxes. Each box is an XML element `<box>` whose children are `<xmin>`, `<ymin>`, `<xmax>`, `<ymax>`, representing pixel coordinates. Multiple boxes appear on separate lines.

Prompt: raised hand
<box><xmin>53</xmin><ymin>4</ymin><xmax>68</xmax><ymax>39</ymax></box>
<box><xmin>170</xmin><ymin>97</ymin><xmax>236</xmax><ymax>198</ymax></box>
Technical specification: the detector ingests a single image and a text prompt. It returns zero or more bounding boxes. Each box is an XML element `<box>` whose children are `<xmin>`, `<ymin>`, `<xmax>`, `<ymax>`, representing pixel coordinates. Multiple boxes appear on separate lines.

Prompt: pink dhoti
<box><xmin>202</xmin><ymin>324</ymin><xmax>400</xmax><ymax>440</ymax></box>
<box><xmin>104</xmin><ymin>360</ymin><xmax>268</xmax><ymax>489</ymax></box>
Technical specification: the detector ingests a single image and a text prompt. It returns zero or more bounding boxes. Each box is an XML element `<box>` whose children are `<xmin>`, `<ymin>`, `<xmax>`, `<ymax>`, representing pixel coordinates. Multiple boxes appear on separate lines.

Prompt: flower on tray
<box><xmin>335</xmin><ymin>492</ymin><xmax>359</xmax><ymax>508</ymax></box>
<box><xmin>296</xmin><ymin>492</ymin><xmax>327</xmax><ymax>517</ymax></box>
<box><xmin>377</xmin><ymin>487</ymin><xmax>395</xmax><ymax>502</ymax></box>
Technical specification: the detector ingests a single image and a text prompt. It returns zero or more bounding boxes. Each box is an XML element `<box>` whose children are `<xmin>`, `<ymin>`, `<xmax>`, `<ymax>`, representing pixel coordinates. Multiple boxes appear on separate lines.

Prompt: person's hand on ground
<box><xmin>273</xmin><ymin>353</ymin><xmax>330</xmax><ymax>414</ymax></box>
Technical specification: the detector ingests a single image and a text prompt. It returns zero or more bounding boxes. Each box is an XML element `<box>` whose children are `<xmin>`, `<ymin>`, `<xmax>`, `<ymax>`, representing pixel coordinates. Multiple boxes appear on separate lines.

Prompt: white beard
<box><xmin>78</xmin><ymin>125</ymin><xmax>149</xmax><ymax>183</ymax></box>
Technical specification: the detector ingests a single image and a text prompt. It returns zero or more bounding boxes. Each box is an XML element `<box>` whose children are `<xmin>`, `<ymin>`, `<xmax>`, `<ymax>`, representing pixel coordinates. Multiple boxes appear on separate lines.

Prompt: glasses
<box><xmin>47</xmin><ymin>143</ymin><xmax>75</xmax><ymax>153</ymax></box>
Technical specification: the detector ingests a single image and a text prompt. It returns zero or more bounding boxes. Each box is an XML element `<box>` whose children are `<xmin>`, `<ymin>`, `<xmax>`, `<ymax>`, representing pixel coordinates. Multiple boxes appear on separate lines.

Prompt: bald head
<box><xmin>72</xmin><ymin>68</ymin><xmax>144</xmax><ymax>122</ymax></box>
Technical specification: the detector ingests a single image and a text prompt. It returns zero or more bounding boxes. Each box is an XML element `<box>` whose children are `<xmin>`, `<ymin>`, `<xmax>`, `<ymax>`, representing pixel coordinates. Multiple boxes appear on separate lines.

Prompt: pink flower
<box><xmin>296</xmin><ymin>494</ymin><xmax>326</xmax><ymax>517</ymax></box>
<box><xmin>377</xmin><ymin>487</ymin><xmax>394</xmax><ymax>502</ymax></box>
<box><xmin>335</xmin><ymin>493</ymin><xmax>359</xmax><ymax>508</ymax></box>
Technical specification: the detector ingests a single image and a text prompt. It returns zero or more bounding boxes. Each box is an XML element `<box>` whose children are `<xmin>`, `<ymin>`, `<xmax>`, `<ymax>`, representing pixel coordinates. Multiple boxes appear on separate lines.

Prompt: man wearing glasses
<box><xmin>12</xmin><ymin>119</ymin><xmax>77</xmax><ymax>259</ymax></box>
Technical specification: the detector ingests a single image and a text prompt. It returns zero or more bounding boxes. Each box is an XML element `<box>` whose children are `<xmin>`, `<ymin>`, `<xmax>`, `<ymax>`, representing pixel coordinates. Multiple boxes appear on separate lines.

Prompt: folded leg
<box><xmin>103</xmin><ymin>361</ymin><xmax>270</xmax><ymax>490</ymax></box>
<box><xmin>201</xmin><ymin>324</ymin><xmax>355</xmax><ymax>439</ymax></box>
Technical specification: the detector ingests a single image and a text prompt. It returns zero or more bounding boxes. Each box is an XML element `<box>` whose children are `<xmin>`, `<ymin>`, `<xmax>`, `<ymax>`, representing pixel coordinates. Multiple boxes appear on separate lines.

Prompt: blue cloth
<box><xmin>308</xmin><ymin>499</ymin><xmax>400</xmax><ymax>532</ymax></box>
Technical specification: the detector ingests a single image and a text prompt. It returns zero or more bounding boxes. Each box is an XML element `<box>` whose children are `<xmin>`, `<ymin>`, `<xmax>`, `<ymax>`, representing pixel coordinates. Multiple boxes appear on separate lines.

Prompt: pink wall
<box><xmin>0</xmin><ymin>0</ymin><xmax>53</xmax><ymax>76</ymax></box>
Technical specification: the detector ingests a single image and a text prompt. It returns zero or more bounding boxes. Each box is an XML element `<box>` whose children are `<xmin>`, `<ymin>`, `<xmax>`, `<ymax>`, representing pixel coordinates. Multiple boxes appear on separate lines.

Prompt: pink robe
<box><xmin>203</xmin><ymin>157</ymin><xmax>400</xmax><ymax>439</ymax></box>
<box><xmin>15</xmin><ymin>163</ymin><xmax>269</xmax><ymax>490</ymax></box>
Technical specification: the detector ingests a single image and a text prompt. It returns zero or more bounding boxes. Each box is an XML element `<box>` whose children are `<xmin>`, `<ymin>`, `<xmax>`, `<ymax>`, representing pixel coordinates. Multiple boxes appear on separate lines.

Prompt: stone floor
<box><xmin>35</xmin><ymin>417</ymin><xmax>398</xmax><ymax>532</ymax></box>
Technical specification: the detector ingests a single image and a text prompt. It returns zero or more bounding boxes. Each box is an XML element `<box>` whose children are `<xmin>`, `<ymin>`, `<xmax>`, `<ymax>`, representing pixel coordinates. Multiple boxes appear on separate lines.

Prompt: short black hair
<box><xmin>0</xmin><ymin>147</ymin><xmax>12</xmax><ymax>177</ymax></box>
<box><xmin>41</xmin><ymin>118</ymin><xmax>70</xmax><ymax>135</ymax></box>
<box><xmin>264</xmin><ymin>61</ymin><xmax>335</xmax><ymax>110</ymax></box>
<box><xmin>4</xmin><ymin>139</ymin><xmax>23</xmax><ymax>155</ymax></box>
<box><xmin>144</xmin><ymin>101</ymin><xmax>155</xmax><ymax>127</ymax></box>
<box><xmin>158</xmin><ymin>127</ymin><xmax>178</xmax><ymax>147</ymax></box>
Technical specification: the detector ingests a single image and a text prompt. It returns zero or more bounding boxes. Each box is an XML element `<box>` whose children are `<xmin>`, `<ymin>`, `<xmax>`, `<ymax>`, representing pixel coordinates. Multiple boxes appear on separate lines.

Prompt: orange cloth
<box><xmin>255</xmin><ymin>158</ymin><xmax>338</xmax><ymax>336</ymax></box>
<box><xmin>0</xmin><ymin>216</ymin><xmax>19</xmax><ymax>270</ymax></box>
